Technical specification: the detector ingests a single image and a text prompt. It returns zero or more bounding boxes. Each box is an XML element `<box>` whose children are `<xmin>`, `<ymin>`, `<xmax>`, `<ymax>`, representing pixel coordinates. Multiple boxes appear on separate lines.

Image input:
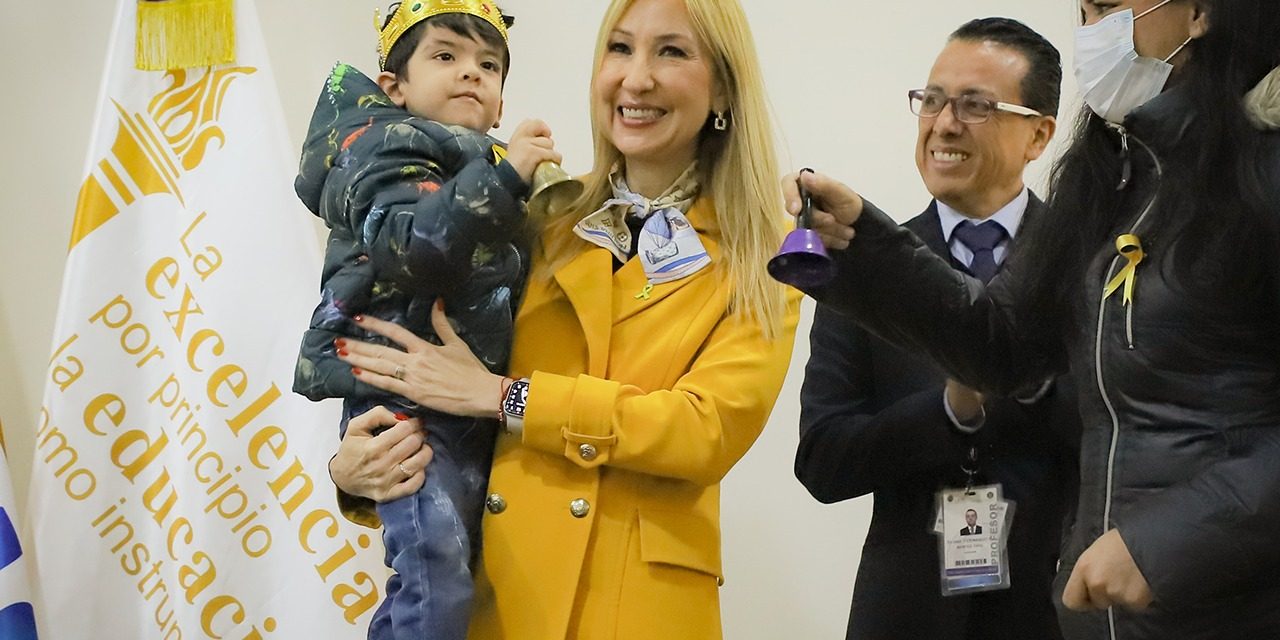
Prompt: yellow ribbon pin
<box><xmin>634</xmin><ymin>283</ymin><xmax>654</xmax><ymax>301</ymax></box>
<box><xmin>1102</xmin><ymin>234</ymin><xmax>1144</xmax><ymax>305</ymax></box>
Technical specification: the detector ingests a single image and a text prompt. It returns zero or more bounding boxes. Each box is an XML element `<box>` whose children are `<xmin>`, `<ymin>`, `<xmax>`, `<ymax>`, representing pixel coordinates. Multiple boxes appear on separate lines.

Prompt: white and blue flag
<box><xmin>0</xmin><ymin>439</ymin><xmax>37</xmax><ymax>640</ymax></box>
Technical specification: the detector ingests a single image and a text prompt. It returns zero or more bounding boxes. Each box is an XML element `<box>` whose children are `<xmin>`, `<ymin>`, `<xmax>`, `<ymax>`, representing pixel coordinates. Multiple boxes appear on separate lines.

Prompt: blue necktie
<box><xmin>952</xmin><ymin>220</ymin><xmax>1008</xmax><ymax>284</ymax></box>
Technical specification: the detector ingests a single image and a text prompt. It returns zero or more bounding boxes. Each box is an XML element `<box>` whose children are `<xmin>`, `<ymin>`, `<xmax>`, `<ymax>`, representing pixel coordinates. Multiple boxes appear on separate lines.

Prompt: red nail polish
<box><xmin>394</xmin><ymin>412</ymin><xmax>410</xmax><ymax>421</ymax></box>
<box><xmin>435</xmin><ymin>299</ymin><xmax>444</xmax><ymax>312</ymax></box>
<box><xmin>337</xmin><ymin>348</ymin><xmax>349</xmax><ymax>357</ymax></box>
<box><xmin>352</xmin><ymin>367</ymin><xmax>362</xmax><ymax>375</ymax></box>
<box><xmin>334</xmin><ymin>338</ymin><xmax>347</xmax><ymax>348</ymax></box>
<box><xmin>353</xmin><ymin>315</ymin><xmax>364</xmax><ymax>323</ymax></box>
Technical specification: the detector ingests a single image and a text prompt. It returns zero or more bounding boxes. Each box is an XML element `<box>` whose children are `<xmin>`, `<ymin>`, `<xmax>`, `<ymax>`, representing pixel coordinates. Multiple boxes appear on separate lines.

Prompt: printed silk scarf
<box><xmin>573</xmin><ymin>164</ymin><xmax>710</xmax><ymax>285</ymax></box>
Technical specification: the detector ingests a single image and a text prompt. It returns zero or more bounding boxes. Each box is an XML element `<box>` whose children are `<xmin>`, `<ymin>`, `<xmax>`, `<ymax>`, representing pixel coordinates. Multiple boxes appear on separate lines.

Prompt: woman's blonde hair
<box><xmin>541</xmin><ymin>0</ymin><xmax>787</xmax><ymax>338</ymax></box>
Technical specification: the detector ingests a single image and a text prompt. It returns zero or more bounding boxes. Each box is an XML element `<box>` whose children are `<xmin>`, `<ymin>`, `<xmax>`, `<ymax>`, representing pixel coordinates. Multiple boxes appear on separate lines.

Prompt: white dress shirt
<box><xmin>937</xmin><ymin>187</ymin><xmax>1031</xmax><ymax>433</ymax></box>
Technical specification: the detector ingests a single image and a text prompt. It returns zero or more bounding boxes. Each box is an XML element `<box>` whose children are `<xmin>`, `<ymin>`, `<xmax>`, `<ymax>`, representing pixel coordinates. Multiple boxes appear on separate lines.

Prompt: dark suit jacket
<box><xmin>796</xmin><ymin>197</ymin><xmax>1080</xmax><ymax>640</ymax></box>
<box><xmin>961</xmin><ymin>526</ymin><xmax>983</xmax><ymax>536</ymax></box>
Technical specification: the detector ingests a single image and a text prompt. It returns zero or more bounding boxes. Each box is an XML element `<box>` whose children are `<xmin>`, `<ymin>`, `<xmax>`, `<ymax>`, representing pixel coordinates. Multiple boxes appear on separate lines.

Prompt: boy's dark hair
<box><xmin>382</xmin><ymin>9</ymin><xmax>510</xmax><ymax>83</ymax></box>
<box><xmin>949</xmin><ymin>17</ymin><xmax>1062</xmax><ymax>118</ymax></box>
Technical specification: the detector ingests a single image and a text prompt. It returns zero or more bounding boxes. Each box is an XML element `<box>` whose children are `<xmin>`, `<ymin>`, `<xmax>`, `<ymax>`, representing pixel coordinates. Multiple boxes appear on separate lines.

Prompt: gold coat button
<box><xmin>578</xmin><ymin>443</ymin><xmax>598</xmax><ymax>461</ymax></box>
<box><xmin>569</xmin><ymin>498</ymin><xmax>591</xmax><ymax>518</ymax></box>
<box><xmin>485</xmin><ymin>493</ymin><xmax>507</xmax><ymax>514</ymax></box>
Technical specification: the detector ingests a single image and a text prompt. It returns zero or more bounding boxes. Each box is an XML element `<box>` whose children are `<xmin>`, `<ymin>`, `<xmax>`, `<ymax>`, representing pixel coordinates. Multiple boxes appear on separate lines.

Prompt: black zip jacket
<box><xmin>802</xmin><ymin>87</ymin><xmax>1280</xmax><ymax>639</ymax></box>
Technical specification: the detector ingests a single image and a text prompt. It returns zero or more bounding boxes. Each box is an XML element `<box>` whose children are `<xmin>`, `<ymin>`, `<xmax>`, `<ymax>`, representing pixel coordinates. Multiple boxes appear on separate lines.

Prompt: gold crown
<box><xmin>376</xmin><ymin>0</ymin><xmax>511</xmax><ymax>70</ymax></box>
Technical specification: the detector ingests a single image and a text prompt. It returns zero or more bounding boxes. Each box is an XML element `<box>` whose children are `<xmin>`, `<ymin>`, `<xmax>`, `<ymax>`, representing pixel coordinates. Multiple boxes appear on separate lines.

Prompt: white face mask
<box><xmin>1074</xmin><ymin>0</ymin><xmax>1192</xmax><ymax>124</ymax></box>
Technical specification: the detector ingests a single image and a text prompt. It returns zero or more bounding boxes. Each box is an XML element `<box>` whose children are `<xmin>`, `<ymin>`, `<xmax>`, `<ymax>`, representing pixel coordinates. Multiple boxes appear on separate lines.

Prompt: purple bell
<box><xmin>768</xmin><ymin>169</ymin><xmax>835</xmax><ymax>288</ymax></box>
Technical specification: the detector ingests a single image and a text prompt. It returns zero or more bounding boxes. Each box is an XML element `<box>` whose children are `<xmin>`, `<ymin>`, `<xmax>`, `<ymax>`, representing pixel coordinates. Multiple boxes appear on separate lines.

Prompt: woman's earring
<box><xmin>493</xmin><ymin>120</ymin><xmax>501</xmax><ymax>129</ymax></box>
<box><xmin>713</xmin><ymin>111</ymin><xmax>729</xmax><ymax>131</ymax></box>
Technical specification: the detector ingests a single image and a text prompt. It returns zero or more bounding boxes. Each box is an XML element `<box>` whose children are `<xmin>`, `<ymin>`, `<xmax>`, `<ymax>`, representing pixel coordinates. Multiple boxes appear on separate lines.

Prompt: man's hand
<box><xmin>945</xmin><ymin>379</ymin><xmax>985</xmax><ymax>424</ymax></box>
<box><xmin>1063</xmin><ymin>528</ymin><xmax>1154</xmax><ymax>611</ymax></box>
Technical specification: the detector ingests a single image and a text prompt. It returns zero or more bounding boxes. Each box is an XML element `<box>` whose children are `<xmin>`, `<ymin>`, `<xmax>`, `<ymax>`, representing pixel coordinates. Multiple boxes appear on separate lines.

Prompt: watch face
<box><xmin>503</xmin><ymin>379</ymin><xmax>529</xmax><ymax>416</ymax></box>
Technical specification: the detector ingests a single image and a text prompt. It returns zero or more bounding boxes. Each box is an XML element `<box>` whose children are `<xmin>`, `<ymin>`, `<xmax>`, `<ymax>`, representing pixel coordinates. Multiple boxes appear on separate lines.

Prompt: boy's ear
<box><xmin>376</xmin><ymin>70</ymin><xmax>407</xmax><ymax>107</ymax></box>
<box><xmin>494</xmin><ymin>98</ymin><xmax>504</xmax><ymax>129</ymax></box>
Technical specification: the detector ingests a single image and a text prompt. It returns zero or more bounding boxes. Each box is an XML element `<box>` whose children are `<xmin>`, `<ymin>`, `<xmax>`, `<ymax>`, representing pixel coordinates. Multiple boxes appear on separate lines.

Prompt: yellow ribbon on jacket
<box><xmin>1102</xmin><ymin>234</ymin><xmax>1144</xmax><ymax>305</ymax></box>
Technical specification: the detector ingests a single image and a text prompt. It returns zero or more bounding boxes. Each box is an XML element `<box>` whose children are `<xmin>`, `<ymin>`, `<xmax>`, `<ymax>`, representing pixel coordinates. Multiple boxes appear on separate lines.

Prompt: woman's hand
<box><xmin>782</xmin><ymin>169</ymin><xmax>864</xmax><ymax>251</ymax></box>
<box><xmin>329</xmin><ymin>406</ymin><xmax>433</xmax><ymax>502</ymax></box>
<box><xmin>337</xmin><ymin>301</ymin><xmax>504</xmax><ymax>418</ymax></box>
<box><xmin>1062</xmin><ymin>528</ymin><xmax>1154</xmax><ymax>611</ymax></box>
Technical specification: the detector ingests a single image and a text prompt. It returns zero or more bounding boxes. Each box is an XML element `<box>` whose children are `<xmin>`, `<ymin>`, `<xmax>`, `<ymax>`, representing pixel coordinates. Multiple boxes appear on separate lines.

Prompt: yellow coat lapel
<box><xmin>549</xmin><ymin>244</ymin><xmax>613</xmax><ymax>378</ymax></box>
<box><xmin>546</xmin><ymin>197</ymin><xmax>720</xmax><ymax>378</ymax></box>
<box><xmin>613</xmin><ymin>198</ymin><xmax>721</xmax><ymax>324</ymax></box>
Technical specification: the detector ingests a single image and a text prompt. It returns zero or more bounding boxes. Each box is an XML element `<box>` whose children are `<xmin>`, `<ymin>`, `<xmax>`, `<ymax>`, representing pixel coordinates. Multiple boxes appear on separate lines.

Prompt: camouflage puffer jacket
<box><xmin>293</xmin><ymin>63</ymin><xmax>529</xmax><ymax>405</ymax></box>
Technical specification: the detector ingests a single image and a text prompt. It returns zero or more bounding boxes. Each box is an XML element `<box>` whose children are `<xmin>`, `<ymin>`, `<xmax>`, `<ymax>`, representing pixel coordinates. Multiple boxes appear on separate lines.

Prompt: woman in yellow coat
<box><xmin>331</xmin><ymin>0</ymin><xmax>799</xmax><ymax>637</ymax></box>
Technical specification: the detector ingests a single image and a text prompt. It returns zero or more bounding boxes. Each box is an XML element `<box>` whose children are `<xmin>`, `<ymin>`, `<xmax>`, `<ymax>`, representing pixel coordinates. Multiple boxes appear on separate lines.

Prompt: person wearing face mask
<box><xmin>1075</xmin><ymin>0</ymin><xmax>1194</xmax><ymax>126</ymax></box>
<box><xmin>784</xmin><ymin>0</ymin><xmax>1280</xmax><ymax>638</ymax></box>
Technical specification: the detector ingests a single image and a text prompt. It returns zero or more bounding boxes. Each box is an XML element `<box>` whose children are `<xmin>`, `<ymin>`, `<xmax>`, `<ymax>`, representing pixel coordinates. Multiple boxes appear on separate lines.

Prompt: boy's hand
<box><xmin>506</xmin><ymin>119</ymin><xmax>562</xmax><ymax>184</ymax></box>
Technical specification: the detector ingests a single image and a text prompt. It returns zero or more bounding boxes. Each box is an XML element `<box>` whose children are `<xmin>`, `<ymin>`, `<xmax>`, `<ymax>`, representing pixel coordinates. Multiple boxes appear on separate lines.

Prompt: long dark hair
<box><xmin>1018</xmin><ymin>0</ymin><xmax>1280</xmax><ymax>317</ymax></box>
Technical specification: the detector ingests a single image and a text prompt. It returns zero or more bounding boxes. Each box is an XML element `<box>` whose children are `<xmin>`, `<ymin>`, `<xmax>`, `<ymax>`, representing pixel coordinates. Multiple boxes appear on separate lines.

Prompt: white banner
<box><xmin>29</xmin><ymin>1</ymin><xmax>387</xmax><ymax>638</ymax></box>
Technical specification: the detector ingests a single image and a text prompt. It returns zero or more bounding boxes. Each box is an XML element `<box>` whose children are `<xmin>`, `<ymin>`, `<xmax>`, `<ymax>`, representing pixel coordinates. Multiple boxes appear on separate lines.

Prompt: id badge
<box><xmin>934</xmin><ymin>483</ymin><xmax>1014</xmax><ymax>596</ymax></box>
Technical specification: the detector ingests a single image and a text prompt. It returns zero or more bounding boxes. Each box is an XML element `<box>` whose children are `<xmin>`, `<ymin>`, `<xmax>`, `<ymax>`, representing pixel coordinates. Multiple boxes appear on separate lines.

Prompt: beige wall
<box><xmin>0</xmin><ymin>1</ymin><xmax>1078</xmax><ymax>637</ymax></box>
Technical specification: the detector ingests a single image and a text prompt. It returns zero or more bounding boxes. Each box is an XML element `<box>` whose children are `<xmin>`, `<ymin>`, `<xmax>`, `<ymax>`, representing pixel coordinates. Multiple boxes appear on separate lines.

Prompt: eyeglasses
<box><xmin>907</xmin><ymin>89</ymin><xmax>1043</xmax><ymax>124</ymax></box>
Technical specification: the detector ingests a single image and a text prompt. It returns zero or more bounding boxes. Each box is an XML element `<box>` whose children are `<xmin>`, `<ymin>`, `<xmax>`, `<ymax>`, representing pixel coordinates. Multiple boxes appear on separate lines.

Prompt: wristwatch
<box><xmin>501</xmin><ymin>378</ymin><xmax>530</xmax><ymax>434</ymax></box>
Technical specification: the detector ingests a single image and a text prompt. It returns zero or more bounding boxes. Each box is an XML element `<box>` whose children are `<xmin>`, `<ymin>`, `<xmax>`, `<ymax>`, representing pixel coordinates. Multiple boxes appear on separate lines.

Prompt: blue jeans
<box><xmin>344</xmin><ymin>402</ymin><xmax>494</xmax><ymax>640</ymax></box>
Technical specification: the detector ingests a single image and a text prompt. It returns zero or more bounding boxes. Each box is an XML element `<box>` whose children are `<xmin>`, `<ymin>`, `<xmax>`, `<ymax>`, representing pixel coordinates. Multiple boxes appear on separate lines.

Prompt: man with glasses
<box><xmin>795</xmin><ymin>18</ymin><xmax>1079</xmax><ymax>640</ymax></box>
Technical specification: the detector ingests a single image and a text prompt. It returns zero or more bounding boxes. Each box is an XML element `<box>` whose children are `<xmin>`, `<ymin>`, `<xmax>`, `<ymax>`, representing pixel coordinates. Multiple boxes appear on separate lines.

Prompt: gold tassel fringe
<box><xmin>136</xmin><ymin>0</ymin><xmax>235</xmax><ymax>71</ymax></box>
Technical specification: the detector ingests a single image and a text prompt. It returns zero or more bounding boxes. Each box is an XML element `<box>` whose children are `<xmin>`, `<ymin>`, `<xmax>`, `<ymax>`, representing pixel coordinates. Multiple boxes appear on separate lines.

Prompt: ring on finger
<box><xmin>393</xmin><ymin>365</ymin><xmax>406</xmax><ymax>380</ymax></box>
<box><xmin>397</xmin><ymin>462</ymin><xmax>412</xmax><ymax>478</ymax></box>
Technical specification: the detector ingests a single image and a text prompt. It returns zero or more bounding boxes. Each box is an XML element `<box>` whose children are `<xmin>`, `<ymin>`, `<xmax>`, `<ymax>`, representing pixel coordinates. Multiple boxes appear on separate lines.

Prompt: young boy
<box><xmin>292</xmin><ymin>2</ymin><xmax>558</xmax><ymax>638</ymax></box>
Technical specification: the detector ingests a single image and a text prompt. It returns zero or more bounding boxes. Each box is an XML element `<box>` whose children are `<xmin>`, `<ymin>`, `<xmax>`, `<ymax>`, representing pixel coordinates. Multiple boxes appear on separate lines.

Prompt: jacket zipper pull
<box><xmin>1110</xmin><ymin>123</ymin><xmax>1132</xmax><ymax>191</ymax></box>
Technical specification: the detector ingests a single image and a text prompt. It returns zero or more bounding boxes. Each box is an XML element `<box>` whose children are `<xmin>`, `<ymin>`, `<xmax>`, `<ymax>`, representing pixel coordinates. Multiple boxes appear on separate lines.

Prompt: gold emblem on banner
<box><xmin>70</xmin><ymin>66</ymin><xmax>256</xmax><ymax>250</ymax></box>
